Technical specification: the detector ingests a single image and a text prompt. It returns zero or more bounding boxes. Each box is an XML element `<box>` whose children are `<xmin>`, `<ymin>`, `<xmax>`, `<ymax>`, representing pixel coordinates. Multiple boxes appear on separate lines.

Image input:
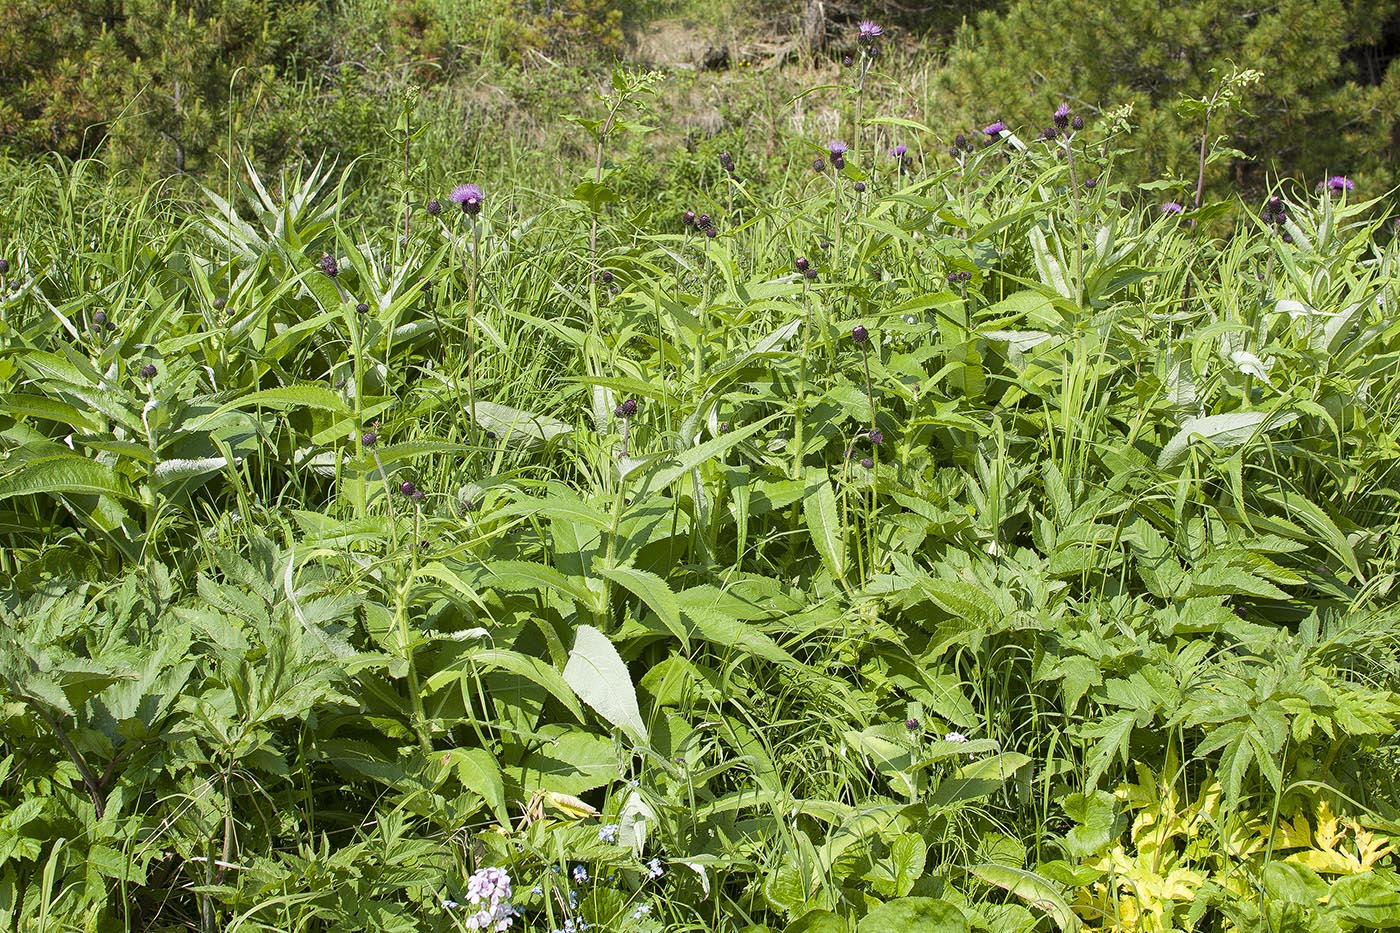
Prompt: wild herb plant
<box><xmin>1</xmin><ymin>34</ymin><xmax>1400</xmax><ymax>933</ymax></box>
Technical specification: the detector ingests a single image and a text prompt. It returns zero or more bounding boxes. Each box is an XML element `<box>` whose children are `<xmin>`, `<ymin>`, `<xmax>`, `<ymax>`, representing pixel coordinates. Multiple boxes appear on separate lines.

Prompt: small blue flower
<box><xmin>530</xmin><ymin>885</ymin><xmax>543</xmax><ymax>897</ymax></box>
<box><xmin>572</xmin><ymin>865</ymin><xmax>588</xmax><ymax>883</ymax></box>
<box><xmin>646</xmin><ymin>857</ymin><xmax>664</xmax><ymax>879</ymax></box>
<box><xmin>598</xmin><ymin>823</ymin><xmax>620</xmax><ymax>843</ymax></box>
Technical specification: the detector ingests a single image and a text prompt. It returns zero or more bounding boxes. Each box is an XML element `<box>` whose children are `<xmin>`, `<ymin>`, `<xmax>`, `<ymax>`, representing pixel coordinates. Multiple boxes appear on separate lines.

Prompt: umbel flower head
<box><xmin>450</xmin><ymin>183</ymin><xmax>484</xmax><ymax>215</ymax></box>
<box><xmin>1319</xmin><ymin>175</ymin><xmax>1355</xmax><ymax>194</ymax></box>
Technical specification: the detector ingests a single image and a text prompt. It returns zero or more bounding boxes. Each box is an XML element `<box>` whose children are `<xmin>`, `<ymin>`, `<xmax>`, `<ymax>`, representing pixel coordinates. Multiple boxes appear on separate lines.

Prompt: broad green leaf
<box><xmin>445</xmin><ymin>748</ymin><xmax>510</xmax><ymax>828</ymax></box>
<box><xmin>1157</xmin><ymin>410</ymin><xmax>1297</xmax><ymax>468</ymax></box>
<box><xmin>0</xmin><ymin>454</ymin><xmax>136</xmax><ymax>502</ymax></box>
<box><xmin>803</xmin><ymin>468</ymin><xmax>845</xmax><ymax>582</ymax></box>
<box><xmin>598</xmin><ymin>565</ymin><xmax>687</xmax><ymax>647</ymax></box>
<box><xmin>859</xmin><ymin>897</ymin><xmax>968</xmax><ymax>933</ymax></box>
<box><xmin>562</xmin><ymin>625</ymin><xmax>646</xmax><ymax>744</ymax></box>
<box><xmin>971</xmin><ymin>864</ymin><xmax>1080</xmax><ymax>932</ymax></box>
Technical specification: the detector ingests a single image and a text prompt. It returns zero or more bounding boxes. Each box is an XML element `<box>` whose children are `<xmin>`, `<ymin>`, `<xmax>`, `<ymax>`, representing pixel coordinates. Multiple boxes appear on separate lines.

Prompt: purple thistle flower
<box><xmin>905</xmin><ymin>717</ymin><xmax>921</xmax><ymax>732</ymax></box>
<box><xmin>1053</xmin><ymin>103</ymin><xmax>1071</xmax><ymax>129</ymax></box>
<box><xmin>982</xmin><ymin>121</ymin><xmax>1006</xmax><ymax>137</ymax></box>
<box><xmin>890</xmin><ymin>144</ymin><xmax>907</xmax><ymax>157</ymax></box>
<box><xmin>1161</xmin><ymin>202</ymin><xmax>1184</xmax><ymax>215</ymax></box>
<box><xmin>615</xmin><ymin>398</ymin><xmax>638</xmax><ymax>418</ymax></box>
<box><xmin>1320</xmin><ymin>175</ymin><xmax>1355</xmax><ymax>194</ymax></box>
<box><xmin>860</xmin><ymin>457</ymin><xmax>874</xmax><ymax>469</ymax></box>
<box><xmin>1084</xmin><ymin>177</ymin><xmax>1098</xmax><ymax>189</ymax></box>
<box><xmin>0</xmin><ymin>259</ymin><xmax>8</xmax><ymax>274</ymax></box>
<box><xmin>852</xmin><ymin>324</ymin><xmax>869</xmax><ymax>344</ymax></box>
<box><xmin>867</xmin><ymin>429</ymin><xmax>884</xmax><ymax>446</ymax></box>
<box><xmin>138</xmin><ymin>363</ymin><xmax>157</xmax><ymax>379</ymax></box>
<box><xmin>827</xmin><ymin>139</ymin><xmax>848</xmax><ymax>169</ymax></box>
<box><xmin>682</xmin><ymin>210</ymin><xmax>696</xmax><ymax>227</ymax></box>
<box><xmin>954</xmin><ymin>133</ymin><xmax>968</xmax><ymax>150</ymax></box>
<box><xmin>858</xmin><ymin>20</ymin><xmax>883</xmax><ymax>43</ymax></box>
<box><xmin>449</xmin><ymin>183</ymin><xmax>484</xmax><ymax>215</ymax></box>
<box><xmin>719</xmin><ymin>151</ymin><xmax>736</xmax><ymax>174</ymax></box>
<box><xmin>795</xmin><ymin>256</ymin><xmax>810</xmax><ymax>272</ymax></box>
<box><xmin>426</xmin><ymin>198</ymin><xmax>442</xmax><ymax>216</ymax></box>
<box><xmin>320</xmin><ymin>252</ymin><xmax>339</xmax><ymax>277</ymax></box>
<box><xmin>1071</xmin><ymin>114</ymin><xmax>1084</xmax><ymax>131</ymax></box>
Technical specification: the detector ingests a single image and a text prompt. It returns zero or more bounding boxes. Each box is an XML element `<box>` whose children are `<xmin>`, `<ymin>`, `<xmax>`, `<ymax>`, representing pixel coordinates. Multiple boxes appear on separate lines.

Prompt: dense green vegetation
<box><xmin>3</xmin><ymin>8</ymin><xmax>1400</xmax><ymax>933</ymax></box>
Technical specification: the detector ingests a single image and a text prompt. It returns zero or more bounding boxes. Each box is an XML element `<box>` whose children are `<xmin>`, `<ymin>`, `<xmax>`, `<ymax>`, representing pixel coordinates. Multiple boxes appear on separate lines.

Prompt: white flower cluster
<box><xmin>461</xmin><ymin>866</ymin><xmax>516</xmax><ymax>931</ymax></box>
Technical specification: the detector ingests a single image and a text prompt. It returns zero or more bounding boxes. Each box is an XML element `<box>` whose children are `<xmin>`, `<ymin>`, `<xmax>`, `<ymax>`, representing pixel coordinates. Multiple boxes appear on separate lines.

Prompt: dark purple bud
<box><xmin>92</xmin><ymin>310</ymin><xmax>107</xmax><ymax>327</ymax></box>
<box><xmin>213</xmin><ymin>296</ymin><xmax>226</xmax><ymax>310</ymax></box>
<box><xmin>0</xmin><ymin>259</ymin><xmax>9</xmax><ymax>274</ymax></box>
<box><xmin>1071</xmin><ymin>114</ymin><xmax>1084</xmax><ymax>131</ymax></box>
<box><xmin>426</xmin><ymin>198</ymin><xmax>442</xmax><ymax>216</ymax></box>
<box><xmin>361</xmin><ymin>431</ymin><xmax>378</xmax><ymax>447</ymax></box>
<box><xmin>485</xmin><ymin>430</ymin><xmax>497</xmax><ymax>441</ymax></box>
<box><xmin>601</xmin><ymin>270</ymin><xmax>614</xmax><ymax>284</ymax></box>
<box><xmin>704</xmin><ymin>225</ymin><xmax>718</xmax><ymax>238</ymax></box>
<box><xmin>718</xmin><ymin>421</ymin><xmax>731</xmax><ymax>434</ymax></box>
<box><xmin>853</xmin><ymin>181</ymin><xmax>866</xmax><ymax>192</ymax></box>
<box><xmin>795</xmin><ymin>256</ymin><xmax>810</xmax><ymax>272</ymax></box>
<box><xmin>1282</xmin><ymin>231</ymin><xmax>1294</xmax><ymax>243</ymax></box>
<box><xmin>843</xmin><ymin>55</ymin><xmax>853</xmax><ymax>67</ymax></box>
<box><xmin>852</xmin><ymin>324</ymin><xmax>869</xmax><ymax>344</ymax></box>
<box><xmin>948</xmin><ymin>148</ymin><xmax>961</xmax><ymax>157</ymax></box>
<box><xmin>1084</xmin><ymin>177</ymin><xmax>1098</xmax><ymax>189</ymax></box>
<box><xmin>813</xmin><ymin>158</ymin><xmax>826</xmax><ymax>173</ymax></box>
<box><xmin>138</xmin><ymin>363</ymin><xmax>157</xmax><ymax>379</ymax></box>
<box><xmin>1042</xmin><ymin>127</ymin><xmax>1057</xmax><ymax>140</ymax></box>
<box><xmin>831</xmin><ymin>154</ymin><xmax>845</xmax><ymax>170</ymax></box>
<box><xmin>719</xmin><ymin>151</ymin><xmax>735</xmax><ymax>174</ymax></box>
<box><xmin>683</xmin><ymin>210</ymin><xmax>696</xmax><ymax>227</ymax></box>
<box><xmin>320</xmin><ymin>253</ymin><xmax>339</xmax><ymax>278</ymax></box>
<box><xmin>860</xmin><ymin>457</ymin><xmax>874</xmax><ymax>469</ymax></box>
<box><xmin>400</xmin><ymin>481</ymin><xmax>416</xmax><ymax>496</ymax></box>
<box><xmin>697</xmin><ymin>214</ymin><xmax>711</xmax><ymax>228</ymax></box>
<box><xmin>411</xmin><ymin>488</ymin><xmax>425</xmax><ymax>502</ymax></box>
<box><xmin>868</xmin><ymin>429</ymin><xmax>884</xmax><ymax>446</ymax></box>
<box><xmin>804</xmin><ymin>268</ymin><xmax>818</xmax><ymax>280</ymax></box>
<box><xmin>954</xmin><ymin>134</ymin><xmax>967</xmax><ymax>150</ymax></box>
<box><xmin>905</xmin><ymin>717</ymin><xmax>920</xmax><ymax>732</ymax></box>
<box><xmin>820</xmin><ymin>240</ymin><xmax>832</xmax><ymax>250</ymax></box>
<box><xmin>615</xmin><ymin>398</ymin><xmax>638</xmax><ymax>418</ymax></box>
<box><xmin>947</xmin><ymin>272</ymin><xmax>961</xmax><ymax>284</ymax></box>
<box><xmin>333</xmin><ymin>377</ymin><xmax>346</xmax><ymax>390</ymax></box>
<box><xmin>356</xmin><ymin>301</ymin><xmax>369</xmax><ymax>314</ymax></box>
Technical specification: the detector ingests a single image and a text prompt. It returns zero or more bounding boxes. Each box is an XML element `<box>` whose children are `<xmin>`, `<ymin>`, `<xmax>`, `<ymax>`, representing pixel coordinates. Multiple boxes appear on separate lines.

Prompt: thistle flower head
<box><xmin>0</xmin><ymin>259</ymin><xmax>9</xmax><ymax>274</ymax></box>
<box><xmin>982</xmin><ymin>121</ymin><xmax>1006</xmax><ymax>137</ymax></box>
<box><xmin>718</xmin><ymin>151</ymin><xmax>736</xmax><ymax>174</ymax></box>
<box><xmin>319</xmin><ymin>252</ymin><xmax>339</xmax><ymax>277</ymax></box>
<box><xmin>449</xmin><ymin>183</ymin><xmax>484</xmax><ymax>215</ymax></box>
<box><xmin>858</xmin><ymin>20</ymin><xmax>883</xmax><ymax>43</ymax></box>
<box><xmin>860</xmin><ymin>457</ymin><xmax>874</xmax><ymax>469</ymax></box>
<box><xmin>795</xmin><ymin>256</ymin><xmax>810</xmax><ymax>272</ymax></box>
<box><xmin>92</xmin><ymin>310</ymin><xmax>107</xmax><ymax>327</ymax></box>
<box><xmin>852</xmin><ymin>324</ymin><xmax>869</xmax><ymax>344</ymax></box>
<box><xmin>400</xmin><ymin>481</ymin><xmax>417</xmax><ymax>496</ymax></box>
<box><xmin>138</xmin><ymin>363</ymin><xmax>157</xmax><ymax>379</ymax></box>
<box><xmin>905</xmin><ymin>717</ymin><xmax>921</xmax><ymax>732</ymax></box>
<box><xmin>356</xmin><ymin>301</ymin><xmax>369</xmax><ymax>314</ymax></box>
<box><xmin>1161</xmin><ymin>202</ymin><xmax>1184</xmax><ymax>215</ymax></box>
<box><xmin>426</xmin><ymin>198</ymin><xmax>442</xmax><ymax>216</ymax></box>
<box><xmin>361</xmin><ymin>431</ymin><xmax>378</xmax><ymax>447</ymax></box>
<box><xmin>813</xmin><ymin>157</ymin><xmax>826</xmax><ymax>172</ymax></box>
<box><xmin>1320</xmin><ymin>175</ymin><xmax>1355</xmax><ymax>194</ymax></box>
<box><xmin>827</xmin><ymin>139</ymin><xmax>848</xmax><ymax>158</ymax></box>
<box><xmin>615</xmin><ymin>398</ymin><xmax>638</xmax><ymax>418</ymax></box>
<box><xmin>683</xmin><ymin>210</ymin><xmax>696</xmax><ymax>227</ymax></box>
<box><xmin>867</xmin><ymin>429</ymin><xmax>884</xmax><ymax>446</ymax></box>
<box><xmin>1071</xmin><ymin>114</ymin><xmax>1084</xmax><ymax>131</ymax></box>
<box><xmin>853</xmin><ymin>181</ymin><xmax>866</xmax><ymax>192</ymax></box>
<box><xmin>890</xmin><ymin>144</ymin><xmax>907</xmax><ymax>157</ymax></box>
<box><xmin>1053</xmin><ymin>103</ymin><xmax>1071</xmax><ymax>129</ymax></box>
